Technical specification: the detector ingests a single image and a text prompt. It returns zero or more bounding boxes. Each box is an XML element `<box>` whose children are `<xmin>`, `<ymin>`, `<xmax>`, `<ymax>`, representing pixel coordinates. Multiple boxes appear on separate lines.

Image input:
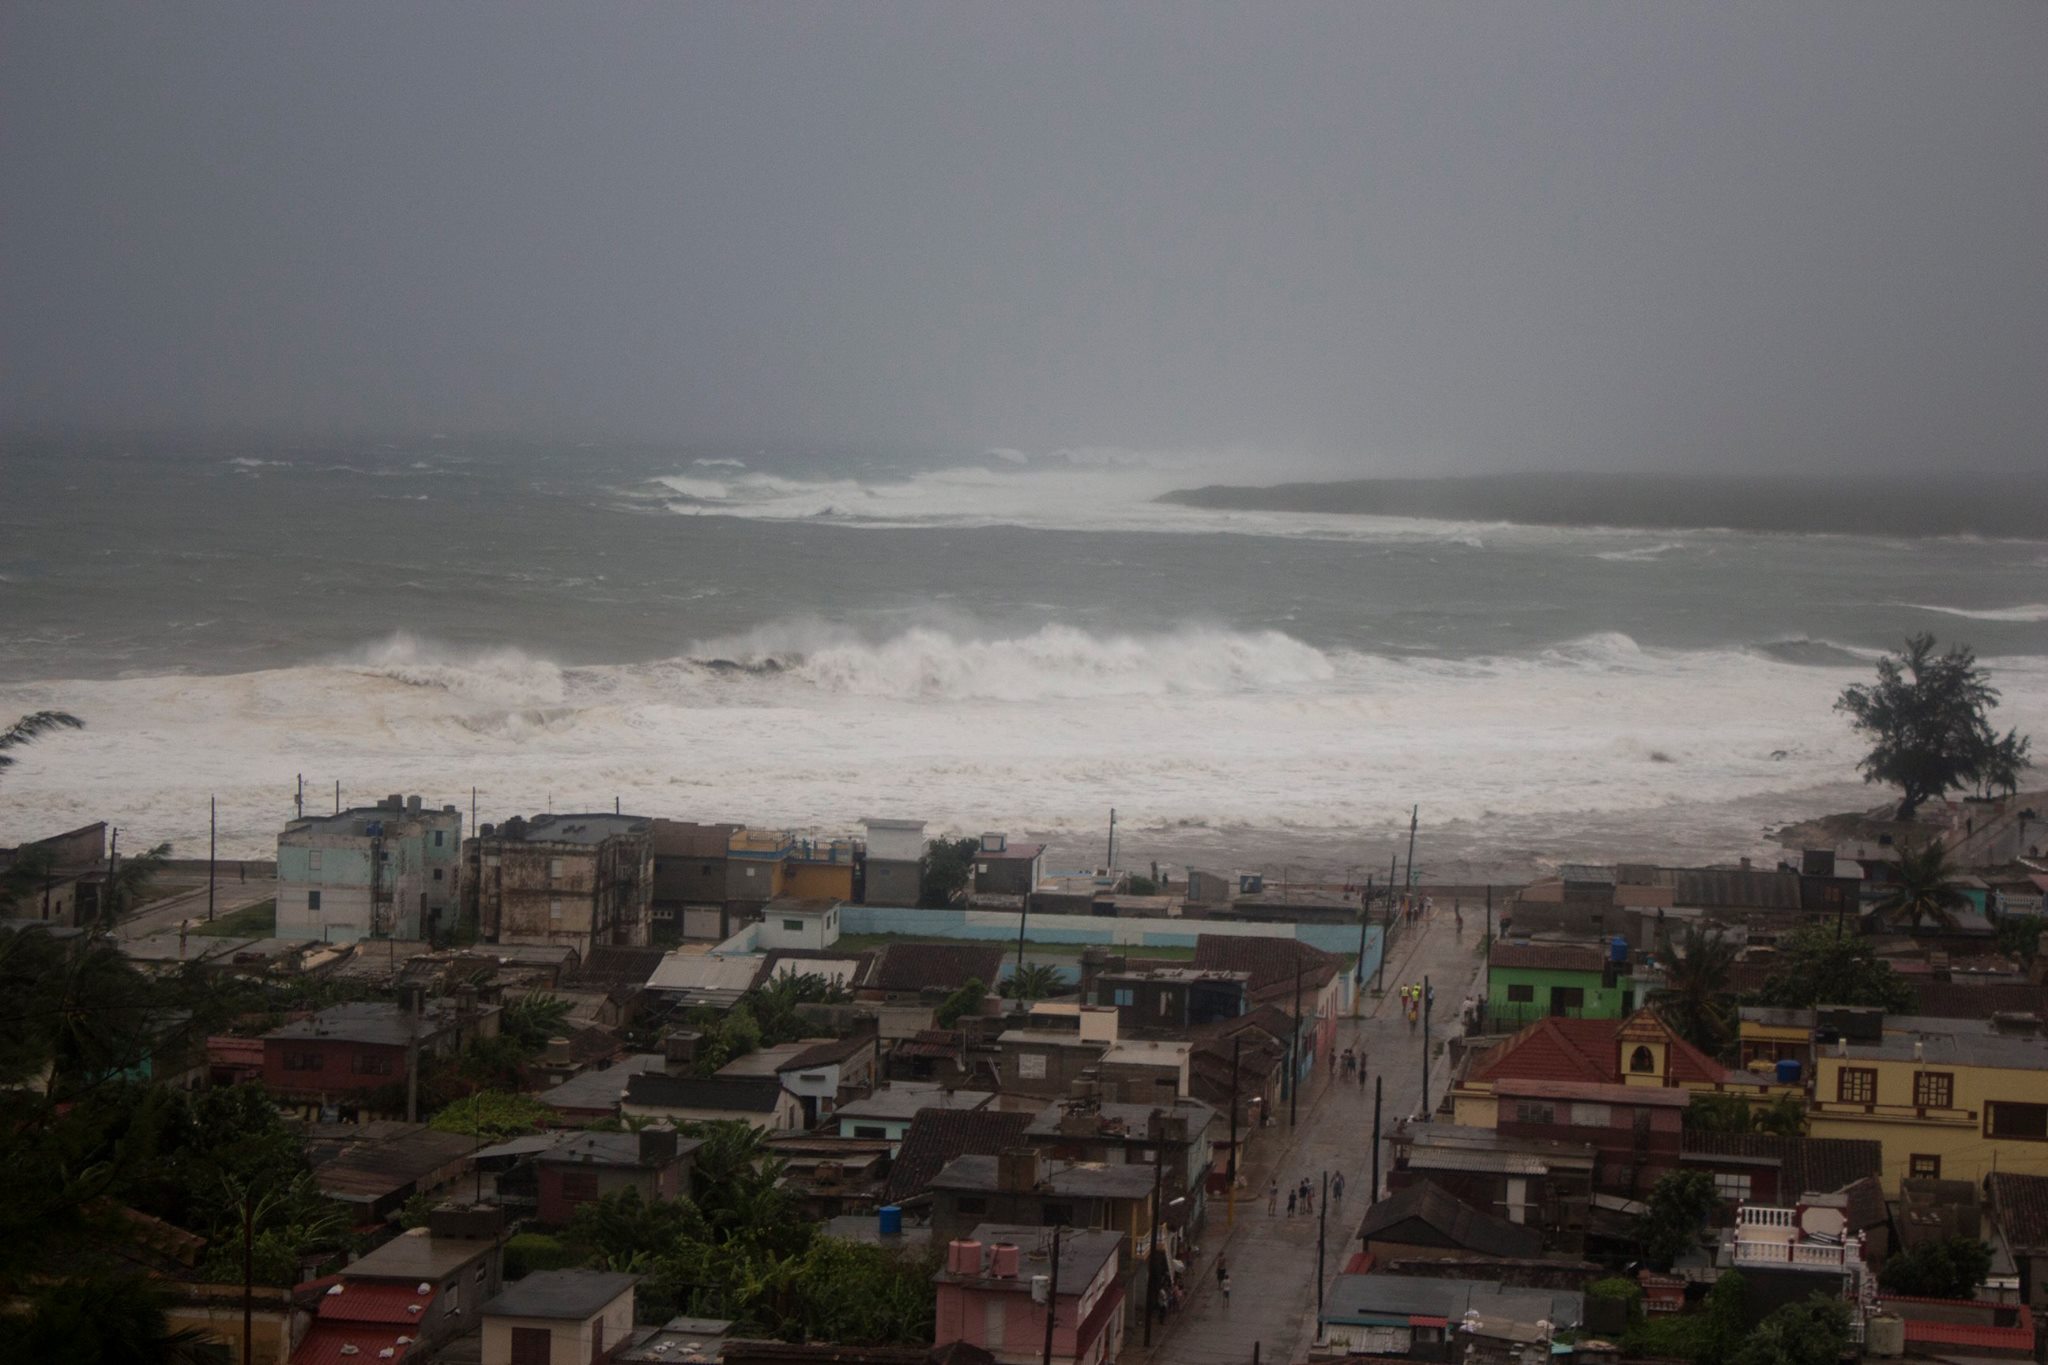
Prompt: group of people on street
<box><xmin>1267</xmin><ymin>1172</ymin><xmax>1344</xmax><ymax>1217</ymax></box>
<box><xmin>1397</xmin><ymin>980</ymin><xmax>1433</xmax><ymax>1028</ymax></box>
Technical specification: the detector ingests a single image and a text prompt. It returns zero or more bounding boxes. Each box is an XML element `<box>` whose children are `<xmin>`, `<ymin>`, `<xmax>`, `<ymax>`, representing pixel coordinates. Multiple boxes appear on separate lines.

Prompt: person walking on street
<box><xmin>1216</xmin><ymin>1256</ymin><xmax>1229</xmax><ymax>1292</ymax></box>
<box><xmin>1333</xmin><ymin>1172</ymin><xmax>1345</xmax><ymax>1203</ymax></box>
<box><xmin>1287</xmin><ymin>1187</ymin><xmax>1297</xmax><ymax>1217</ymax></box>
<box><xmin>1219</xmin><ymin>1269</ymin><xmax>1231</xmax><ymax>1302</ymax></box>
<box><xmin>1299</xmin><ymin>1178</ymin><xmax>1313</xmax><ymax>1217</ymax></box>
<box><xmin>1268</xmin><ymin>1182</ymin><xmax>1278</xmax><ymax>1216</ymax></box>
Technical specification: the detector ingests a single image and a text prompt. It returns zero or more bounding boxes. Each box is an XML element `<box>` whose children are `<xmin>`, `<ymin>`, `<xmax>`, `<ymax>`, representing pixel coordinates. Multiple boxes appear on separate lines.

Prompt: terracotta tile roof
<box><xmin>1466</xmin><ymin>1011</ymin><xmax>1727</xmax><ymax>1087</ymax></box>
<box><xmin>869</xmin><ymin>943</ymin><xmax>1006</xmax><ymax>994</ymax></box>
<box><xmin>1679</xmin><ymin>1133</ymin><xmax>1883</xmax><ymax>1197</ymax></box>
<box><xmin>882</xmin><ymin>1108</ymin><xmax>1033</xmax><ymax>1205</ymax></box>
<box><xmin>1990</xmin><ymin>1173</ymin><xmax>2048</xmax><ymax>1252</ymax></box>
<box><xmin>1488</xmin><ymin>942</ymin><xmax>1609</xmax><ymax>973</ymax></box>
<box><xmin>1192</xmin><ymin>936</ymin><xmax>1342</xmax><ymax>994</ymax></box>
<box><xmin>313</xmin><ymin>1280</ymin><xmax>438</xmax><ymax>1325</ymax></box>
<box><xmin>1880</xmin><ymin>1297</ymin><xmax>2034</xmax><ymax>1353</ymax></box>
<box><xmin>292</xmin><ymin>1323</ymin><xmax>417</xmax><ymax>1365</ymax></box>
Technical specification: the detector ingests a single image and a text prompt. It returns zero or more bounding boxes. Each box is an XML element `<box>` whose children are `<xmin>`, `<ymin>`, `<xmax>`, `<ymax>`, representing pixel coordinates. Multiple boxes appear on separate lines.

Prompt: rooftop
<box><xmin>314</xmin><ymin>1128</ymin><xmax>476</xmax><ymax>1207</ymax></box>
<box><xmin>936</xmin><ymin>1224</ymin><xmax>1122</xmax><ymax>1291</ymax></box>
<box><xmin>1191</xmin><ymin>935</ymin><xmax>1343</xmax><ymax>993</ymax></box>
<box><xmin>1023</xmin><ymin>1097</ymin><xmax>1216</xmax><ymax>1141</ymax></box>
<box><xmin>485</xmin><ymin>1269</ymin><xmax>638</xmax><ymax>1321</ymax></box>
<box><xmin>1357</xmin><ymin>1182</ymin><xmax>1544</xmax><ymax>1259</ymax></box>
<box><xmin>267</xmin><ymin>1000</ymin><xmax>466</xmax><ymax>1048</ymax></box>
<box><xmin>1680</xmin><ymin>1132</ymin><xmax>1883</xmax><ymax>1196</ymax></box>
<box><xmin>535</xmin><ymin>1131</ymin><xmax>701</xmax><ymax>1168</ymax></box>
<box><xmin>1488</xmin><ymin>941</ymin><xmax>1610</xmax><ymax>973</ymax></box>
<box><xmin>1989</xmin><ymin>1172</ymin><xmax>2048</xmax><ymax>1253</ymax></box>
<box><xmin>1466</xmin><ymin>1010</ymin><xmax>1728</xmax><ymax>1088</ymax></box>
<box><xmin>882</xmin><ymin>1109</ymin><xmax>1037</xmax><ymax>1205</ymax></box>
<box><xmin>1320</xmin><ymin>1273</ymin><xmax>1582</xmax><ymax>1329</ymax></box>
<box><xmin>930</xmin><ymin>1154</ymin><xmax>1157</xmax><ymax>1200</ymax></box>
<box><xmin>493</xmin><ymin>813</ymin><xmax>650</xmax><ymax>845</ymax></box>
<box><xmin>344</xmin><ymin>1227</ymin><xmax>495</xmax><ymax>1282</ymax></box>
<box><xmin>869</xmin><ymin>942</ymin><xmax>1007</xmax><ymax>994</ymax></box>
<box><xmin>538</xmin><ymin>1054</ymin><xmax>667</xmax><ymax>1112</ymax></box>
<box><xmin>624</xmin><ymin>1073</ymin><xmax>790</xmax><ymax>1114</ymax></box>
<box><xmin>835</xmin><ymin>1086</ymin><xmax>993</xmax><ymax>1123</ymax></box>
<box><xmin>284</xmin><ymin>802</ymin><xmax>457</xmax><ymax>841</ymax></box>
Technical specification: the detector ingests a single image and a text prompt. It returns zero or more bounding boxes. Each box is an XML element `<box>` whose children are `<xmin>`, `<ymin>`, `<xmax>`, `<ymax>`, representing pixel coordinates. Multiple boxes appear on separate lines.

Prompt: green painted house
<box><xmin>1485</xmin><ymin>940</ymin><xmax>1634</xmax><ymax>1030</ymax></box>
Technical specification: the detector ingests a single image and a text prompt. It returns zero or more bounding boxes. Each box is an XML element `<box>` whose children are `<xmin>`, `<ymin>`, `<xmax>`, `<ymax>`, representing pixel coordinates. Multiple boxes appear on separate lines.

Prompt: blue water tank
<box><xmin>878</xmin><ymin>1204</ymin><xmax>903</xmax><ymax>1237</ymax></box>
<box><xmin>1609</xmin><ymin>935</ymin><xmax>1629</xmax><ymax>964</ymax></box>
<box><xmin>1775</xmin><ymin>1059</ymin><xmax>1802</xmax><ymax>1085</ymax></box>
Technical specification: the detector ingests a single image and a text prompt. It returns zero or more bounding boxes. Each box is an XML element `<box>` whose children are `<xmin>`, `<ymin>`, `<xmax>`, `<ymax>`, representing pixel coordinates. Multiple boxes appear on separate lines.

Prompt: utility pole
<box><xmin>1370</xmin><ymin>1075</ymin><xmax>1382</xmax><ymax>1210</ymax></box>
<box><xmin>1145</xmin><ymin>1157</ymin><xmax>1164</xmax><ymax>1347</ymax></box>
<box><xmin>1015</xmin><ymin>896</ymin><xmax>1030</xmax><ymax>983</ymax></box>
<box><xmin>1376</xmin><ymin>885</ymin><xmax>1390</xmax><ymax>995</ymax></box>
<box><xmin>1421</xmin><ymin>973</ymin><xmax>1432</xmax><ymax>1119</ymax></box>
<box><xmin>1041</xmin><ymin>1226</ymin><xmax>1062</xmax><ymax>1365</ymax></box>
<box><xmin>295</xmin><ymin>773</ymin><xmax>304</xmax><ymax>819</ymax></box>
<box><xmin>1105</xmin><ymin>807</ymin><xmax>1117</xmax><ymax>870</ymax></box>
<box><xmin>1316</xmin><ymin>1170</ymin><xmax>1329</xmax><ymax>1327</ymax></box>
<box><xmin>1402</xmin><ymin>805</ymin><xmax>1418</xmax><ymax>899</ymax></box>
<box><xmin>405</xmin><ymin>987</ymin><xmax>421</xmax><ymax>1123</ymax></box>
<box><xmin>333</xmin><ymin>779</ymin><xmax>340</xmax><ymax>814</ymax></box>
<box><xmin>208</xmin><ymin>795</ymin><xmax>217</xmax><ymax>922</ymax></box>
<box><xmin>241</xmin><ymin>1195</ymin><xmax>255</xmax><ymax>1365</ymax></box>
<box><xmin>1226</xmin><ymin>1035</ymin><xmax>1242</xmax><ymax>1228</ymax></box>
<box><xmin>1353</xmin><ymin>875</ymin><xmax>1373</xmax><ymax>1013</ymax></box>
<box><xmin>1290</xmin><ymin>958</ymin><xmax>1304</xmax><ymax>1127</ymax></box>
<box><xmin>104</xmin><ymin>827</ymin><xmax>119</xmax><ymax>931</ymax></box>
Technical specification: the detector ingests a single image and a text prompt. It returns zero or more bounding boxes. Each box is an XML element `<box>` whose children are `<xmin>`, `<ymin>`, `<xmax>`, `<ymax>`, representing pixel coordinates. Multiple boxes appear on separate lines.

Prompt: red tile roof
<box><xmin>315</xmin><ymin>1280</ymin><xmax>438</xmax><ymax>1324</ymax></box>
<box><xmin>1466</xmin><ymin>1011</ymin><xmax>1727</xmax><ymax>1088</ymax></box>
<box><xmin>292</xmin><ymin>1323</ymin><xmax>417</xmax><ymax>1365</ymax></box>
<box><xmin>1882</xmin><ymin>1297</ymin><xmax>2034</xmax><ymax>1353</ymax></box>
<box><xmin>868</xmin><ymin>943</ymin><xmax>1006</xmax><ymax>994</ymax></box>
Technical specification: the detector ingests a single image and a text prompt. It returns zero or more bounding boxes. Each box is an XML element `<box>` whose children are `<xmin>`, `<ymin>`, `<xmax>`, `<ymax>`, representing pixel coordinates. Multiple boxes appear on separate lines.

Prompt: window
<box><xmin>1113</xmin><ymin>988</ymin><xmax>1135</xmax><ymax>1007</ymax></box>
<box><xmin>550</xmin><ymin>900</ymin><xmax>564</xmax><ymax>920</ymax></box>
<box><xmin>853</xmin><ymin>1125</ymin><xmax>888</xmax><ymax>1139</ymax></box>
<box><xmin>351</xmin><ymin>1053</ymin><xmax>394</xmax><ymax>1076</ymax></box>
<box><xmin>978</xmin><ymin>863</ymin><xmax>990</xmax><ymax>875</ymax></box>
<box><xmin>307</xmin><ymin>890</ymin><xmax>322</xmax><ymax>912</ymax></box>
<box><xmin>308</xmin><ymin>850</ymin><xmax>323</xmax><ymax>871</ymax></box>
<box><xmin>433</xmin><ymin>868</ymin><xmax>443</xmax><ymax>881</ymax></box>
<box><xmin>1506</xmin><ymin>984</ymin><xmax>1534</xmax><ymax>1003</ymax></box>
<box><xmin>433</xmin><ymin>830</ymin><xmax>445</xmax><ymax>848</ymax></box>
<box><xmin>1713</xmin><ymin>1172</ymin><xmax>1753</xmax><ymax>1201</ymax></box>
<box><xmin>1629</xmin><ymin>1045</ymin><xmax>1656</xmax><ymax>1074</ymax></box>
<box><xmin>549</xmin><ymin>858</ymin><xmax>565</xmax><ymax>879</ymax></box>
<box><xmin>1913</xmin><ymin>1072</ymin><xmax>1954</xmax><ymax>1109</ymax></box>
<box><xmin>783</xmin><ymin>919</ymin><xmax>805</xmax><ymax>932</ymax></box>
<box><xmin>1550</xmin><ymin>986</ymin><xmax>1586</xmax><ymax>1014</ymax></box>
<box><xmin>1988</xmin><ymin>1102</ymin><xmax>2048</xmax><ymax>1141</ymax></box>
<box><xmin>1909</xmin><ymin>1154</ymin><xmax>1942</xmax><ymax>1179</ymax></box>
<box><xmin>1041</xmin><ymin>1202</ymin><xmax>1075</xmax><ymax>1226</ymax></box>
<box><xmin>1159</xmin><ymin>994</ymin><xmax>1172</xmax><ymax>1017</ymax></box>
<box><xmin>509</xmin><ymin>1325</ymin><xmax>550</xmax><ymax>1365</ymax></box>
<box><xmin>283</xmin><ymin>1050</ymin><xmax>324</xmax><ymax>1072</ymax></box>
<box><xmin>1570</xmin><ymin>1103</ymin><xmax>1611</xmax><ymax>1127</ymax></box>
<box><xmin>956</xmin><ymin>1197</ymin><xmax>987</xmax><ymax>1215</ymax></box>
<box><xmin>560</xmin><ymin>1172</ymin><xmax>599</xmax><ymax>1203</ymax></box>
<box><xmin>1514</xmin><ymin>1102</ymin><xmax>1557</xmax><ymax>1125</ymax></box>
<box><xmin>1837</xmin><ymin>1068</ymin><xmax>1877</xmax><ymax>1105</ymax></box>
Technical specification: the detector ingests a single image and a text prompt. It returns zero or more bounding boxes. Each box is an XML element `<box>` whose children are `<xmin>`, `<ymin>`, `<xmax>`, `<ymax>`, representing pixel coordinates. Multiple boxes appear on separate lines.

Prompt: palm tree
<box><xmin>1875</xmin><ymin>840</ymin><xmax>1972</xmax><ymax>932</ymax></box>
<box><xmin>1651</xmin><ymin>925</ymin><xmax>1736</xmax><ymax>1057</ymax></box>
<box><xmin>0</xmin><ymin>711</ymin><xmax>83</xmax><ymax>782</ymax></box>
<box><xmin>1000</xmin><ymin>962</ymin><xmax>1064</xmax><ymax>1000</ymax></box>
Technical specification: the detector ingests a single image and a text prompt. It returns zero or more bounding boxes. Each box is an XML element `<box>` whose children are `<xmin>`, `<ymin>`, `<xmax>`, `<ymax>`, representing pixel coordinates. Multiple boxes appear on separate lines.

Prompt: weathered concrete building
<box><xmin>277</xmin><ymin>796</ymin><xmax>462</xmax><ymax>942</ymax></box>
<box><xmin>648</xmin><ymin>819</ymin><xmax>739</xmax><ymax>940</ymax></box>
<box><xmin>465</xmin><ymin>813</ymin><xmax>654</xmax><ymax>955</ymax></box>
<box><xmin>0</xmin><ymin>821</ymin><xmax>110</xmax><ymax>928</ymax></box>
<box><xmin>861</xmin><ymin>817</ymin><xmax>926</xmax><ymax>907</ymax></box>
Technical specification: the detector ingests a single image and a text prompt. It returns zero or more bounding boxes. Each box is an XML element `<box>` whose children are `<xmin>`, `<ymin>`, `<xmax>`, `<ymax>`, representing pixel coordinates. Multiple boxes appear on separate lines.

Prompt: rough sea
<box><xmin>4</xmin><ymin>435</ymin><xmax>2044</xmax><ymax>880</ymax></box>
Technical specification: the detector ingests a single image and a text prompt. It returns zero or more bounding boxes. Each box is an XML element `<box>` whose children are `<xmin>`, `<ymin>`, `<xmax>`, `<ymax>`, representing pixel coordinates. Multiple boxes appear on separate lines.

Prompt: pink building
<box><xmin>934</xmin><ymin>1225</ymin><xmax>1125</xmax><ymax>1365</ymax></box>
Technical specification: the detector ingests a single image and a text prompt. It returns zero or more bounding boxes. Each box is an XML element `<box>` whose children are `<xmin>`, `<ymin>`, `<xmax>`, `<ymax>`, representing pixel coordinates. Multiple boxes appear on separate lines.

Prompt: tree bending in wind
<box><xmin>1651</xmin><ymin>926</ymin><xmax>1736</xmax><ymax>1058</ymax></box>
<box><xmin>0</xmin><ymin>711</ymin><xmax>83</xmax><ymax>782</ymax></box>
<box><xmin>1874</xmin><ymin>840</ymin><xmax>1972</xmax><ymax>933</ymax></box>
<box><xmin>1835</xmin><ymin>635</ymin><xmax>2031</xmax><ymax>820</ymax></box>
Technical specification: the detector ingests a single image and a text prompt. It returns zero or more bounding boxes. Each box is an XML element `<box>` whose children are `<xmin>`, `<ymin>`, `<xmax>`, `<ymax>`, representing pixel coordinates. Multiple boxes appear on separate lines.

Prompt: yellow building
<box><xmin>1806</xmin><ymin>1015</ymin><xmax>2048</xmax><ymax>1191</ymax></box>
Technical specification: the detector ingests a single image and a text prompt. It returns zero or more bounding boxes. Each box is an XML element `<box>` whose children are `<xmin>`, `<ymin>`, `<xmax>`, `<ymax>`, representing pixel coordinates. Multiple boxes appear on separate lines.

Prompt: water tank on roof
<box><xmin>878</xmin><ymin>1205</ymin><xmax>903</xmax><ymax>1237</ymax></box>
<box><xmin>991</xmin><ymin>1243</ymin><xmax>1021</xmax><ymax>1278</ymax></box>
<box><xmin>1775</xmin><ymin>1059</ymin><xmax>1802</xmax><ymax>1085</ymax></box>
<box><xmin>1609</xmin><ymin>935</ymin><xmax>1629</xmax><ymax>964</ymax></box>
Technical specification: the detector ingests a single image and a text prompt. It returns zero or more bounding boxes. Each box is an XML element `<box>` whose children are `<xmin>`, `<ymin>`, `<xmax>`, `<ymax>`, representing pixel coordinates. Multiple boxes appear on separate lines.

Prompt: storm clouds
<box><xmin>3</xmin><ymin>2</ymin><xmax>2043</xmax><ymax>473</ymax></box>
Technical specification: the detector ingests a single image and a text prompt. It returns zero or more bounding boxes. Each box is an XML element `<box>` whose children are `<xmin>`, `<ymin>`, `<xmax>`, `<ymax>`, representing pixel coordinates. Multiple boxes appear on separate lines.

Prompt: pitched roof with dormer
<box><xmin>1466</xmin><ymin>1010</ymin><xmax>1728</xmax><ymax>1088</ymax></box>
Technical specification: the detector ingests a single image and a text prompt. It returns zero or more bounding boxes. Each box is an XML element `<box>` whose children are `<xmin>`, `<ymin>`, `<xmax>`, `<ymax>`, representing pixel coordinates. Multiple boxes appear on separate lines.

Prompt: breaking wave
<box><xmin>1902</xmin><ymin>602</ymin><xmax>2048</xmax><ymax>624</ymax></box>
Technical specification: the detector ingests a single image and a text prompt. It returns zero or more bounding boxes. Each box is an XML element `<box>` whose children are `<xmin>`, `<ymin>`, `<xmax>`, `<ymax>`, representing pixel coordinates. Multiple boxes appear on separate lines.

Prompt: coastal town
<box><xmin>6</xmin><ymin>735</ymin><xmax>2048</xmax><ymax>1365</ymax></box>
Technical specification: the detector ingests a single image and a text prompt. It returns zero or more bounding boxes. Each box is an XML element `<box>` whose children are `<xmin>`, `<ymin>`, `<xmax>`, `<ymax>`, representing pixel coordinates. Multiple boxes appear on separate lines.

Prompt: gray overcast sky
<box><xmin>2</xmin><ymin>2</ymin><xmax>2043</xmax><ymax>473</ymax></box>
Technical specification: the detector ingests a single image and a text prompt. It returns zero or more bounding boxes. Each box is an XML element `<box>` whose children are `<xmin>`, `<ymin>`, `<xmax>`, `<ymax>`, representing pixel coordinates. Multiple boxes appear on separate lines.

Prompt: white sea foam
<box><xmin>645</xmin><ymin>458</ymin><xmax>1571</xmax><ymax>549</ymax></box>
<box><xmin>12</xmin><ymin>625</ymin><xmax>2041</xmax><ymax>864</ymax></box>
<box><xmin>1901</xmin><ymin>602</ymin><xmax>2048</xmax><ymax>623</ymax></box>
<box><xmin>1594</xmin><ymin>542</ymin><xmax>1686</xmax><ymax>562</ymax></box>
